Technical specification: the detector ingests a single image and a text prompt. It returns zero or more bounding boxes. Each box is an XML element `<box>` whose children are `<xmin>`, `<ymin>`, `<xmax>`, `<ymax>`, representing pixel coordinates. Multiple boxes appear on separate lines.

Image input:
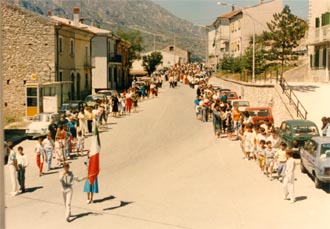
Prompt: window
<box><xmin>315</xmin><ymin>17</ymin><xmax>320</xmax><ymax>28</ymax></box>
<box><xmin>85</xmin><ymin>74</ymin><xmax>89</xmax><ymax>89</ymax></box>
<box><xmin>70</xmin><ymin>39</ymin><xmax>74</xmax><ymax>55</ymax></box>
<box><xmin>85</xmin><ymin>46</ymin><xmax>89</xmax><ymax>64</ymax></box>
<box><xmin>321</xmin><ymin>12</ymin><xmax>330</xmax><ymax>26</ymax></box>
<box><xmin>315</xmin><ymin>49</ymin><xmax>320</xmax><ymax>67</ymax></box>
<box><xmin>59</xmin><ymin>36</ymin><xmax>63</xmax><ymax>53</ymax></box>
<box><xmin>323</xmin><ymin>48</ymin><xmax>327</xmax><ymax>67</ymax></box>
<box><xmin>58</xmin><ymin>71</ymin><xmax>63</xmax><ymax>81</ymax></box>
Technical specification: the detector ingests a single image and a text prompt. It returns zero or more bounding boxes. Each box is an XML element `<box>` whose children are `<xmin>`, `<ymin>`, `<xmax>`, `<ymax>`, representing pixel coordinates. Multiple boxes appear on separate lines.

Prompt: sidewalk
<box><xmin>287</xmin><ymin>81</ymin><xmax>330</xmax><ymax>130</ymax></box>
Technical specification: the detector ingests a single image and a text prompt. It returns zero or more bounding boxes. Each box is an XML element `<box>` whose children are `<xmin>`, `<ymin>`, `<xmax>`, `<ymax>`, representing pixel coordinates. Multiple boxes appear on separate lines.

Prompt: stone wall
<box><xmin>2</xmin><ymin>3</ymin><xmax>55</xmax><ymax>118</ymax></box>
<box><xmin>209</xmin><ymin>78</ymin><xmax>294</xmax><ymax>127</ymax></box>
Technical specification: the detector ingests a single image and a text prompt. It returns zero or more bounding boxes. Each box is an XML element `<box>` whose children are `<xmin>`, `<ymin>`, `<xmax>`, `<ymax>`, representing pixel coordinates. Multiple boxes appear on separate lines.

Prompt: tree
<box><xmin>116</xmin><ymin>29</ymin><xmax>144</xmax><ymax>60</ymax></box>
<box><xmin>142</xmin><ymin>52</ymin><xmax>163</xmax><ymax>76</ymax></box>
<box><xmin>263</xmin><ymin>5</ymin><xmax>308</xmax><ymax>79</ymax></box>
<box><xmin>243</xmin><ymin>35</ymin><xmax>267</xmax><ymax>74</ymax></box>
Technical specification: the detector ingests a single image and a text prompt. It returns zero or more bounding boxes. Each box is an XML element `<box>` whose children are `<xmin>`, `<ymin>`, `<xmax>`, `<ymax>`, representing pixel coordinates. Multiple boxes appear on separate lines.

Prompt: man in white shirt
<box><xmin>42</xmin><ymin>134</ymin><xmax>54</xmax><ymax>171</ymax></box>
<box><xmin>283</xmin><ymin>150</ymin><xmax>296</xmax><ymax>203</ymax></box>
<box><xmin>17</xmin><ymin>146</ymin><xmax>29</xmax><ymax>193</ymax></box>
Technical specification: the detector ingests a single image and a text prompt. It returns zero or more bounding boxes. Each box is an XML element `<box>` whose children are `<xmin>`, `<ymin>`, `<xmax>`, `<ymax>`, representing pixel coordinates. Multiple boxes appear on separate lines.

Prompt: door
<box><xmin>26</xmin><ymin>85</ymin><xmax>39</xmax><ymax>117</ymax></box>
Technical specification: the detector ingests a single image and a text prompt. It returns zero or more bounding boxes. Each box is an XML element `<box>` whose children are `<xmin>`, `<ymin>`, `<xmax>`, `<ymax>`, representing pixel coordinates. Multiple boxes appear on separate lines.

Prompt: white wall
<box><xmin>92</xmin><ymin>36</ymin><xmax>108</xmax><ymax>93</ymax></box>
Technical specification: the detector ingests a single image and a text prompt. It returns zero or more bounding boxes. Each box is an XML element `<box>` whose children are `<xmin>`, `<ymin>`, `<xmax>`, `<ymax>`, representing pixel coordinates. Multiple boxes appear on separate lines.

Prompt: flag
<box><xmin>88</xmin><ymin>124</ymin><xmax>100</xmax><ymax>185</ymax></box>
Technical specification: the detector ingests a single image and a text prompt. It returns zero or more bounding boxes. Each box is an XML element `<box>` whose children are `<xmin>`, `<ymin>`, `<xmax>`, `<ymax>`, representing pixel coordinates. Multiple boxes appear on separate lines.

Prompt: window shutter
<box><xmin>316</xmin><ymin>17</ymin><xmax>320</xmax><ymax>28</ymax></box>
<box><xmin>323</xmin><ymin>48</ymin><xmax>327</xmax><ymax>67</ymax></box>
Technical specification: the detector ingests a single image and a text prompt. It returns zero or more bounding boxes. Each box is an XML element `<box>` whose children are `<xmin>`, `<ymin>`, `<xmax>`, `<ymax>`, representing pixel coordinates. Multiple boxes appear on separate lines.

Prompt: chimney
<box><xmin>73</xmin><ymin>7</ymin><xmax>80</xmax><ymax>26</ymax></box>
<box><xmin>47</xmin><ymin>10</ymin><xmax>52</xmax><ymax>17</ymax></box>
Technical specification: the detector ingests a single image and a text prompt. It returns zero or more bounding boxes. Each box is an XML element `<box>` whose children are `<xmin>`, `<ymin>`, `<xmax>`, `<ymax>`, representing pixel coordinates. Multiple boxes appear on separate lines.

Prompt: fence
<box><xmin>279</xmin><ymin>78</ymin><xmax>308</xmax><ymax>120</ymax></box>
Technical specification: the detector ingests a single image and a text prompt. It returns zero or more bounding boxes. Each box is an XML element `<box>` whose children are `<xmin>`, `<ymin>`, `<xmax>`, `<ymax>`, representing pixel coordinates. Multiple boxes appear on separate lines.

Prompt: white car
<box><xmin>26</xmin><ymin>112</ymin><xmax>60</xmax><ymax>138</ymax></box>
<box><xmin>232</xmin><ymin>100</ymin><xmax>250</xmax><ymax>112</ymax></box>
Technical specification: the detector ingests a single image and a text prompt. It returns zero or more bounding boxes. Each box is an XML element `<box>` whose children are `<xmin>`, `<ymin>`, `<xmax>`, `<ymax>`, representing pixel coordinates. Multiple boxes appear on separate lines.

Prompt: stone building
<box><xmin>2</xmin><ymin>3</ymin><xmax>68</xmax><ymax>118</ymax></box>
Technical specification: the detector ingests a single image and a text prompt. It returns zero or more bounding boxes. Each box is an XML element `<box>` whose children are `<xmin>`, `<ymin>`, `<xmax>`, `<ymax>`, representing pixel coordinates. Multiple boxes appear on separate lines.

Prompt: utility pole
<box><xmin>173</xmin><ymin>35</ymin><xmax>176</xmax><ymax>66</ymax></box>
<box><xmin>0</xmin><ymin>0</ymin><xmax>5</xmax><ymax>226</ymax></box>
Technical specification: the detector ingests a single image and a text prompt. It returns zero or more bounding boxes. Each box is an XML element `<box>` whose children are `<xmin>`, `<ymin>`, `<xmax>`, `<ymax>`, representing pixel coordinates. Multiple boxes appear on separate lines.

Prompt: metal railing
<box><xmin>279</xmin><ymin>78</ymin><xmax>308</xmax><ymax>120</ymax></box>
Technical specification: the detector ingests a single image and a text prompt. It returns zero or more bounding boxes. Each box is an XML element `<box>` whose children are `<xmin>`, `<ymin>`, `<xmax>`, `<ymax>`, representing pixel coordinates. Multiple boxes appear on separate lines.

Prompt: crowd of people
<box><xmin>191</xmin><ymin>77</ymin><xmax>296</xmax><ymax>204</ymax></box>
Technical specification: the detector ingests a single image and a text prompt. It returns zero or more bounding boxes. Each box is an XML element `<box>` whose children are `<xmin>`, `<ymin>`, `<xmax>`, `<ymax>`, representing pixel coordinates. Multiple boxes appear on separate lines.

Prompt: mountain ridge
<box><xmin>6</xmin><ymin>0</ymin><xmax>206</xmax><ymax>59</ymax></box>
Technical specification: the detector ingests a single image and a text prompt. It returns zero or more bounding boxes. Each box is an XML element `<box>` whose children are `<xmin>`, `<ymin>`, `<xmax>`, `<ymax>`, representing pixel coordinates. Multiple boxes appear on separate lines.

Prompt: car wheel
<box><xmin>300</xmin><ymin>160</ymin><xmax>307</xmax><ymax>173</ymax></box>
<box><xmin>314</xmin><ymin>176</ymin><xmax>322</xmax><ymax>189</ymax></box>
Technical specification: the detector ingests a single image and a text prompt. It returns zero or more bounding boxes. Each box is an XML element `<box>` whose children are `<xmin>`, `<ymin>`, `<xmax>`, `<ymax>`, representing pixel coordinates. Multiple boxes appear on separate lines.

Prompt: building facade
<box><xmin>308</xmin><ymin>0</ymin><xmax>330</xmax><ymax>82</ymax></box>
<box><xmin>207</xmin><ymin>0</ymin><xmax>282</xmax><ymax>65</ymax></box>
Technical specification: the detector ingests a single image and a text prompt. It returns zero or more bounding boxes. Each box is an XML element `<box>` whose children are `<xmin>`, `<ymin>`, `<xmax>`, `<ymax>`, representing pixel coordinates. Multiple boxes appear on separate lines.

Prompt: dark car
<box><xmin>278</xmin><ymin>120</ymin><xmax>320</xmax><ymax>149</ymax></box>
<box><xmin>300</xmin><ymin>137</ymin><xmax>330</xmax><ymax>188</ymax></box>
<box><xmin>59</xmin><ymin>100</ymin><xmax>86</xmax><ymax>115</ymax></box>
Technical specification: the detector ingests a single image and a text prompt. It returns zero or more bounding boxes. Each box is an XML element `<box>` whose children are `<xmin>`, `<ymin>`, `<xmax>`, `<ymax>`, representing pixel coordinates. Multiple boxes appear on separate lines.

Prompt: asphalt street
<box><xmin>4</xmin><ymin>81</ymin><xmax>330</xmax><ymax>229</ymax></box>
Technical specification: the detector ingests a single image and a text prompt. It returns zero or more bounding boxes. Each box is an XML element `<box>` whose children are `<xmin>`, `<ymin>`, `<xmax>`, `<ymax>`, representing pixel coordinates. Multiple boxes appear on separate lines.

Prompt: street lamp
<box><xmin>217</xmin><ymin>2</ymin><xmax>235</xmax><ymax>11</ymax></box>
<box><xmin>217</xmin><ymin>2</ymin><xmax>256</xmax><ymax>82</ymax></box>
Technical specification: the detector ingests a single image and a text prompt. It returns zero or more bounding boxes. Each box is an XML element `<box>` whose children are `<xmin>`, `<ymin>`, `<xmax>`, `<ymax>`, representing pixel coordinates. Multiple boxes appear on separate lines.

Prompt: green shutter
<box><xmin>310</xmin><ymin>54</ymin><xmax>313</xmax><ymax>68</ymax></box>
<box><xmin>316</xmin><ymin>17</ymin><xmax>320</xmax><ymax>28</ymax></box>
<box><xmin>315</xmin><ymin>49</ymin><xmax>319</xmax><ymax>67</ymax></box>
<box><xmin>321</xmin><ymin>12</ymin><xmax>330</xmax><ymax>26</ymax></box>
<box><xmin>323</xmin><ymin>48</ymin><xmax>327</xmax><ymax>67</ymax></box>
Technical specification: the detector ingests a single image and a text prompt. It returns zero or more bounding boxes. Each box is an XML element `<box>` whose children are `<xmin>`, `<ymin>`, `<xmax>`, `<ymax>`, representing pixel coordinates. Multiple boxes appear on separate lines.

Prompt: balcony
<box><xmin>311</xmin><ymin>25</ymin><xmax>330</xmax><ymax>44</ymax></box>
<box><xmin>109</xmin><ymin>52</ymin><xmax>122</xmax><ymax>63</ymax></box>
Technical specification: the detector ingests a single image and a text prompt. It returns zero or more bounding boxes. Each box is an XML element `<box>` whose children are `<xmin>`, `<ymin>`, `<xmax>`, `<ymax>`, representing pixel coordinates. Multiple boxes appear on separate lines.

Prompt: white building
<box><xmin>207</xmin><ymin>0</ymin><xmax>282</xmax><ymax>65</ymax></box>
<box><xmin>308</xmin><ymin>0</ymin><xmax>330</xmax><ymax>82</ymax></box>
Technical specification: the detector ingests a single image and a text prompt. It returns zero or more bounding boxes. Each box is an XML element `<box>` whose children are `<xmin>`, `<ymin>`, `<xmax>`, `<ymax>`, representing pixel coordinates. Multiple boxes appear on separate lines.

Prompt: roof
<box><xmin>50</xmin><ymin>16</ymin><xmax>111</xmax><ymax>35</ymax></box>
<box><xmin>311</xmin><ymin>137</ymin><xmax>330</xmax><ymax>144</ymax></box>
<box><xmin>282</xmin><ymin>120</ymin><xmax>317</xmax><ymax>126</ymax></box>
<box><xmin>219</xmin><ymin>9</ymin><xmax>242</xmax><ymax>19</ymax></box>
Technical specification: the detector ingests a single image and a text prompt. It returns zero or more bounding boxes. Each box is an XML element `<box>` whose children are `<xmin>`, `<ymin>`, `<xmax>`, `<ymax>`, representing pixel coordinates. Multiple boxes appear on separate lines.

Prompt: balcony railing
<box><xmin>312</xmin><ymin>25</ymin><xmax>330</xmax><ymax>43</ymax></box>
<box><xmin>109</xmin><ymin>52</ymin><xmax>122</xmax><ymax>63</ymax></box>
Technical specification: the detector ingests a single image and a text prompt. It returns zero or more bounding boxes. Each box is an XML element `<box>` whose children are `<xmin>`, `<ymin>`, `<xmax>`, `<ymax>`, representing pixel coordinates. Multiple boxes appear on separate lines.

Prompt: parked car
<box><xmin>245</xmin><ymin>107</ymin><xmax>274</xmax><ymax>125</ymax></box>
<box><xmin>96</xmin><ymin>89</ymin><xmax>119</xmax><ymax>100</ymax></box>
<box><xmin>300</xmin><ymin>137</ymin><xmax>330</xmax><ymax>188</ymax></box>
<box><xmin>26</xmin><ymin>112</ymin><xmax>60</xmax><ymax>138</ymax></box>
<box><xmin>59</xmin><ymin>100</ymin><xmax>86</xmax><ymax>115</ymax></box>
<box><xmin>222</xmin><ymin>91</ymin><xmax>239</xmax><ymax>101</ymax></box>
<box><xmin>278</xmin><ymin>120</ymin><xmax>320</xmax><ymax>149</ymax></box>
<box><xmin>232</xmin><ymin>100</ymin><xmax>250</xmax><ymax>112</ymax></box>
<box><xmin>85</xmin><ymin>94</ymin><xmax>107</xmax><ymax>107</ymax></box>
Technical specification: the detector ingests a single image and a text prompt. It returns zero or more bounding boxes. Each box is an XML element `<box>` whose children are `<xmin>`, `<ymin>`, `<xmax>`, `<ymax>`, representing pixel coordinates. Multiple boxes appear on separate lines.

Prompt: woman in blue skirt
<box><xmin>83</xmin><ymin>154</ymin><xmax>99</xmax><ymax>204</ymax></box>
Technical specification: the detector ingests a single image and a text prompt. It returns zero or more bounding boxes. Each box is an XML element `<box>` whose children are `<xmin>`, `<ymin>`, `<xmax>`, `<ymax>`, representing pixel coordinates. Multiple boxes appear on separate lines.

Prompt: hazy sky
<box><xmin>151</xmin><ymin>0</ymin><xmax>309</xmax><ymax>25</ymax></box>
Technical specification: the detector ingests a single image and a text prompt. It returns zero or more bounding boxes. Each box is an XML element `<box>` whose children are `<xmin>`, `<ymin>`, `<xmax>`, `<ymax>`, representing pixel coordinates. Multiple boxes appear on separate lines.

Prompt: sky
<box><xmin>151</xmin><ymin>0</ymin><xmax>309</xmax><ymax>25</ymax></box>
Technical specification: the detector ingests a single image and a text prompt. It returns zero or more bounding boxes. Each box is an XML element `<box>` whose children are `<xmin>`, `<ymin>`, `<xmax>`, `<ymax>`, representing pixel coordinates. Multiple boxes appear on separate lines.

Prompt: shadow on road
<box><xmin>295</xmin><ymin>196</ymin><xmax>307</xmax><ymax>202</ymax></box>
<box><xmin>103</xmin><ymin>201</ymin><xmax>133</xmax><ymax>211</ymax></box>
<box><xmin>93</xmin><ymin>195</ymin><xmax>116</xmax><ymax>203</ymax></box>
<box><xmin>69</xmin><ymin>212</ymin><xmax>102</xmax><ymax>222</ymax></box>
<box><xmin>43</xmin><ymin>171</ymin><xmax>59</xmax><ymax>176</ymax></box>
<box><xmin>24</xmin><ymin>186</ymin><xmax>43</xmax><ymax>193</ymax></box>
<box><xmin>289</xmin><ymin>85</ymin><xmax>319</xmax><ymax>93</ymax></box>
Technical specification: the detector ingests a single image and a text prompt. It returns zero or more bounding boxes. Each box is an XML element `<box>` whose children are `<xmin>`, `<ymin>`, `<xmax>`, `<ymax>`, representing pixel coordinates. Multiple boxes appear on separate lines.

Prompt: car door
<box><xmin>306</xmin><ymin>140</ymin><xmax>317</xmax><ymax>174</ymax></box>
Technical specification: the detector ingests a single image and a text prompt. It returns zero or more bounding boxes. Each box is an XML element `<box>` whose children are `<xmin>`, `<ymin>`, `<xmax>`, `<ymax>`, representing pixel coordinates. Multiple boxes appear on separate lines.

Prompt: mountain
<box><xmin>7</xmin><ymin>0</ymin><xmax>206</xmax><ymax>60</ymax></box>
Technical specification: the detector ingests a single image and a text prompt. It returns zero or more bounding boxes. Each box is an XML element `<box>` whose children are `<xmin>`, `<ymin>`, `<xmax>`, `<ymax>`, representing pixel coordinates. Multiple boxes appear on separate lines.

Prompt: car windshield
<box><xmin>321</xmin><ymin>144</ymin><xmax>330</xmax><ymax>156</ymax></box>
<box><xmin>248</xmin><ymin>109</ymin><xmax>269</xmax><ymax>117</ymax></box>
<box><xmin>293</xmin><ymin>126</ymin><xmax>319</xmax><ymax>136</ymax></box>
<box><xmin>33</xmin><ymin>114</ymin><xmax>50</xmax><ymax>122</ymax></box>
<box><xmin>85</xmin><ymin>96</ymin><xmax>102</xmax><ymax>102</ymax></box>
<box><xmin>60</xmin><ymin>104</ymin><xmax>71</xmax><ymax>110</ymax></box>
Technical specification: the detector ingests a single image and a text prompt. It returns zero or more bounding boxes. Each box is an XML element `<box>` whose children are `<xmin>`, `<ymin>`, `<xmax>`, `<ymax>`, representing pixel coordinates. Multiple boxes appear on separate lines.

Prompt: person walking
<box><xmin>35</xmin><ymin>138</ymin><xmax>46</xmax><ymax>176</ymax></box>
<box><xmin>212</xmin><ymin>105</ymin><xmax>222</xmax><ymax>138</ymax></box>
<box><xmin>283</xmin><ymin>150</ymin><xmax>296</xmax><ymax>203</ymax></box>
<box><xmin>42</xmin><ymin>133</ymin><xmax>55</xmax><ymax>171</ymax></box>
<box><xmin>59</xmin><ymin>163</ymin><xmax>86</xmax><ymax>222</ymax></box>
<box><xmin>274</xmin><ymin>142</ymin><xmax>288</xmax><ymax>181</ymax></box>
<box><xmin>77</xmin><ymin>108</ymin><xmax>87</xmax><ymax>136</ymax></box>
<box><xmin>7</xmin><ymin>142</ymin><xmax>19</xmax><ymax>196</ymax></box>
<box><xmin>48</xmin><ymin>119</ymin><xmax>58</xmax><ymax>140</ymax></box>
<box><xmin>83</xmin><ymin>153</ymin><xmax>99</xmax><ymax>204</ymax></box>
<box><xmin>16</xmin><ymin>146</ymin><xmax>29</xmax><ymax>193</ymax></box>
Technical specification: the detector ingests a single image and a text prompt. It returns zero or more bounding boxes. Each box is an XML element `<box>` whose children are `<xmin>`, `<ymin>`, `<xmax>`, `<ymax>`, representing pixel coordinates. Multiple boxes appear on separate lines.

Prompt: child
<box><xmin>17</xmin><ymin>146</ymin><xmax>29</xmax><ymax>193</ymax></box>
<box><xmin>59</xmin><ymin>163</ymin><xmax>86</xmax><ymax>222</ymax></box>
<box><xmin>264</xmin><ymin>141</ymin><xmax>276</xmax><ymax>179</ymax></box>
<box><xmin>35</xmin><ymin>138</ymin><xmax>46</xmax><ymax>176</ymax></box>
<box><xmin>83</xmin><ymin>153</ymin><xmax>99</xmax><ymax>204</ymax></box>
<box><xmin>54</xmin><ymin>136</ymin><xmax>64</xmax><ymax>165</ymax></box>
<box><xmin>256</xmin><ymin>140</ymin><xmax>266</xmax><ymax>173</ymax></box>
<box><xmin>76</xmin><ymin>130</ymin><xmax>85</xmax><ymax>156</ymax></box>
<box><xmin>274</xmin><ymin>142</ymin><xmax>288</xmax><ymax>181</ymax></box>
<box><xmin>242</xmin><ymin>124</ymin><xmax>256</xmax><ymax>160</ymax></box>
<box><xmin>283</xmin><ymin>150</ymin><xmax>296</xmax><ymax>203</ymax></box>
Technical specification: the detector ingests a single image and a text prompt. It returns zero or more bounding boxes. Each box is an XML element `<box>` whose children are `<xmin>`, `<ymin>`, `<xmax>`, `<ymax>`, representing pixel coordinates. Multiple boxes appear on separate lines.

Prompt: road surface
<box><xmin>4</xmin><ymin>81</ymin><xmax>330</xmax><ymax>229</ymax></box>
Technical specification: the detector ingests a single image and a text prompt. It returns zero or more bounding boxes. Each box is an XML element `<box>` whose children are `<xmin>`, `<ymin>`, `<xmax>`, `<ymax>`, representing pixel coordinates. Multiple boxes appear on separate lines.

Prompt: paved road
<box><xmin>4</xmin><ymin>81</ymin><xmax>330</xmax><ymax>229</ymax></box>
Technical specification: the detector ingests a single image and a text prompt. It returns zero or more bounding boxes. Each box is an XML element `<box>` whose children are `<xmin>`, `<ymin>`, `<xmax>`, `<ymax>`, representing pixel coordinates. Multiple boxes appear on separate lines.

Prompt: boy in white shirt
<box><xmin>17</xmin><ymin>146</ymin><xmax>29</xmax><ymax>193</ymax></box>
